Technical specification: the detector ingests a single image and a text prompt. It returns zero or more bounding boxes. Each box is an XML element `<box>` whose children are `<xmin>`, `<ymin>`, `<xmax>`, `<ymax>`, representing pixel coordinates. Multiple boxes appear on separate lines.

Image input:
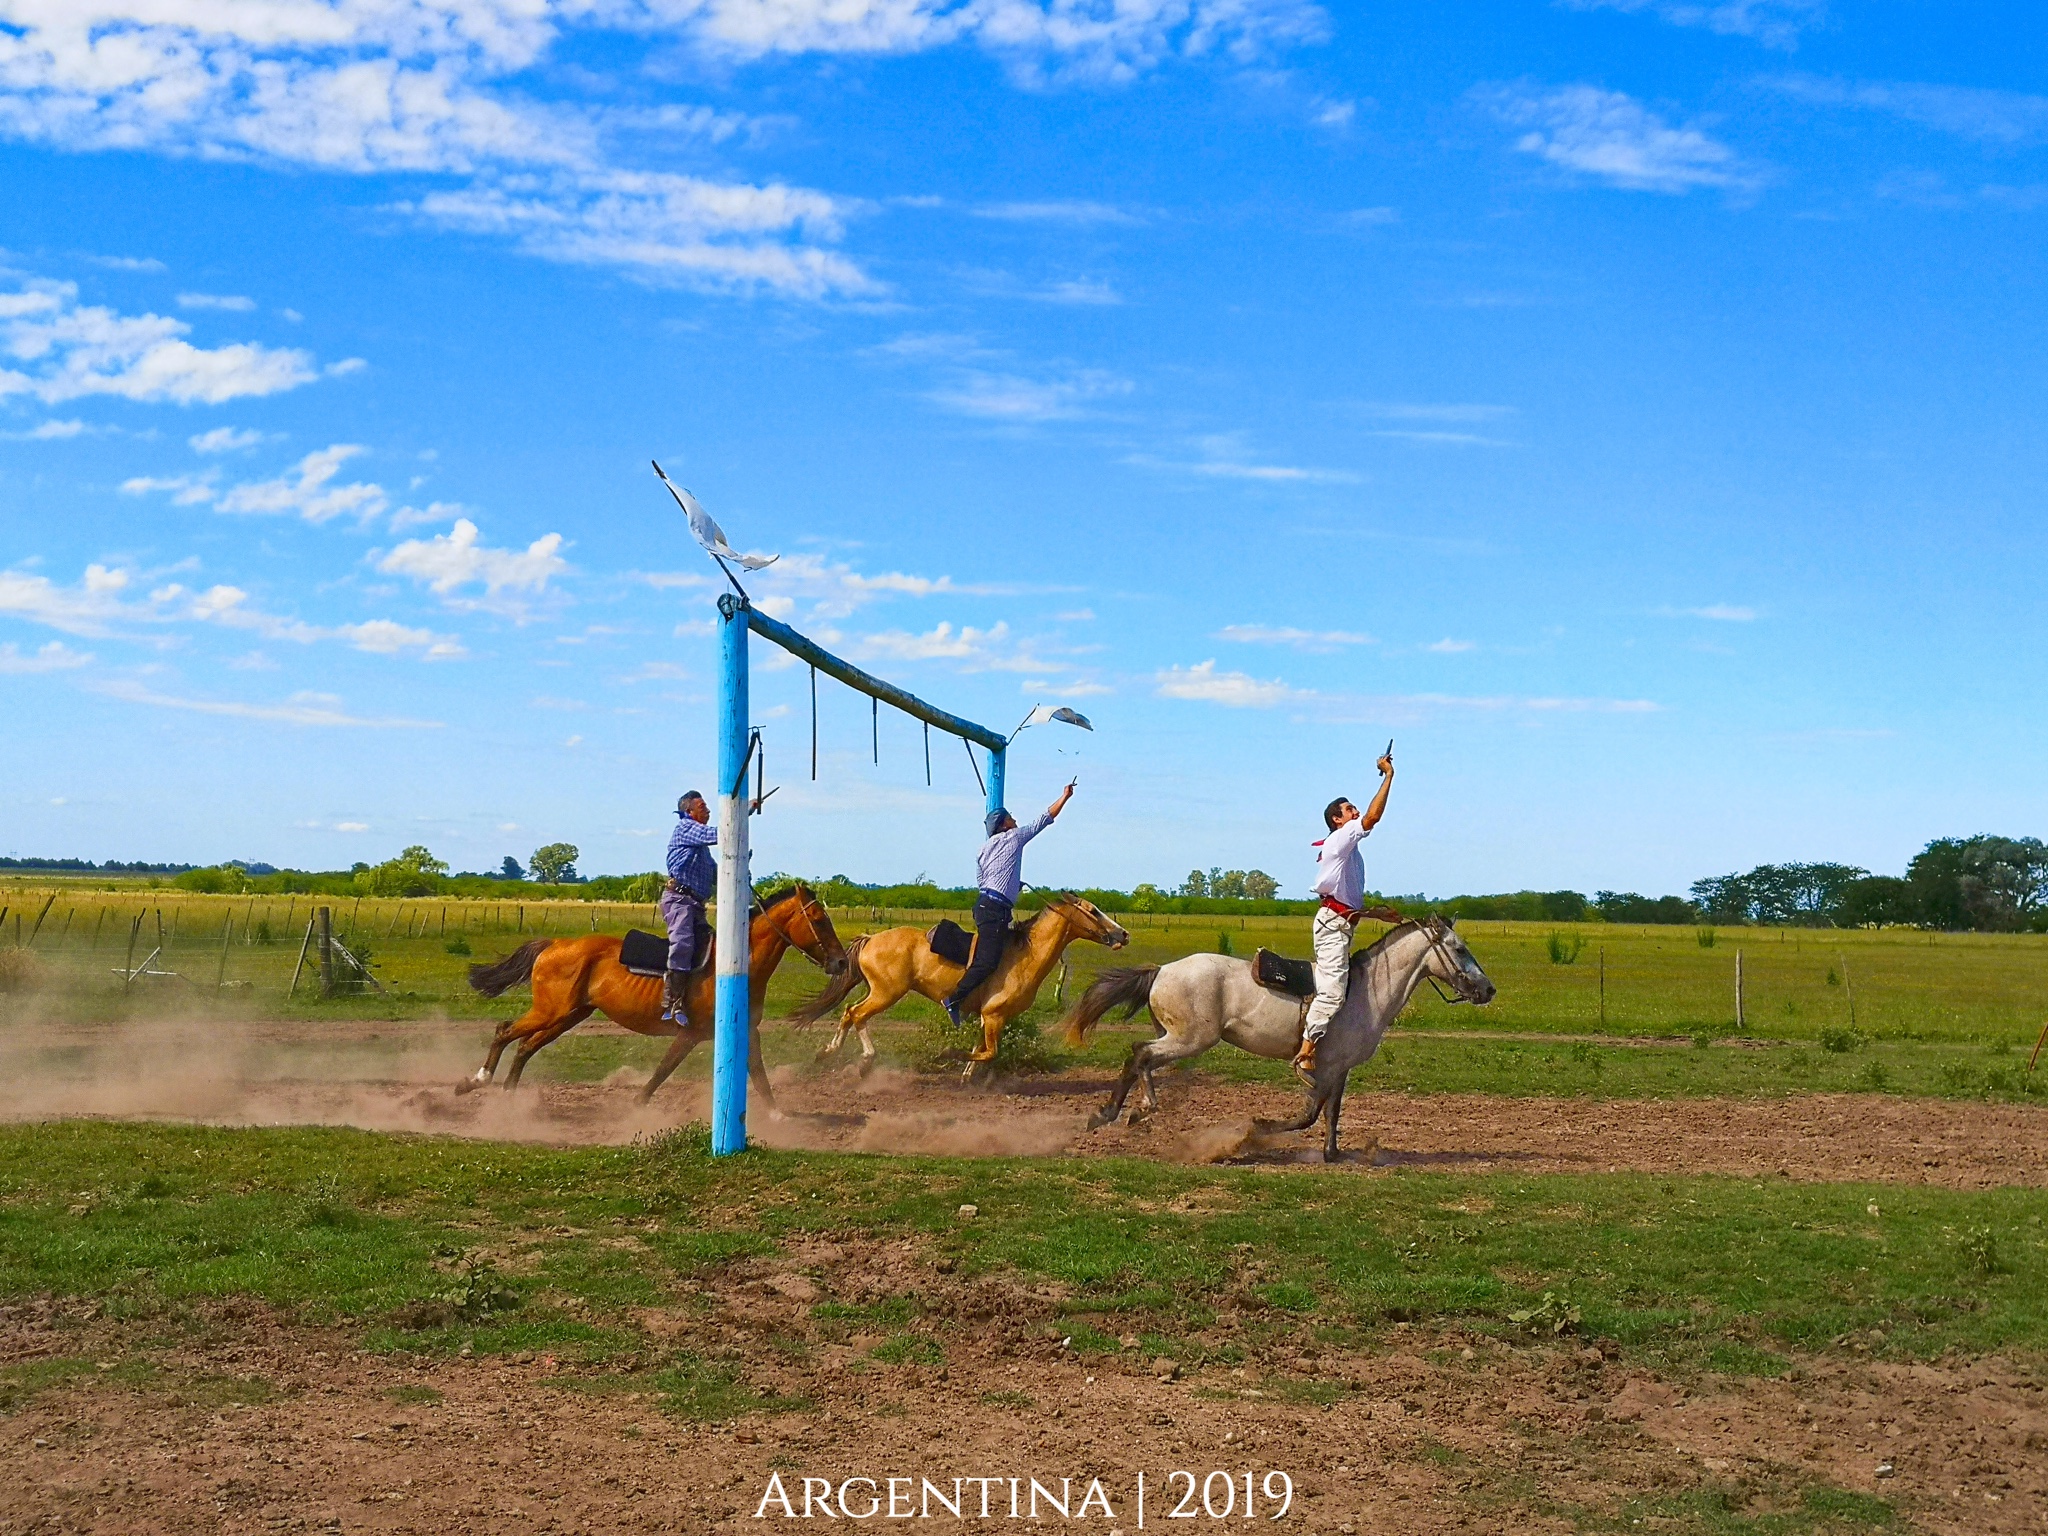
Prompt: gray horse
<box><xmin>1060</xmin><ymin>917</ymin><xmax>1497</xmax><ymax>1160</ymax></box>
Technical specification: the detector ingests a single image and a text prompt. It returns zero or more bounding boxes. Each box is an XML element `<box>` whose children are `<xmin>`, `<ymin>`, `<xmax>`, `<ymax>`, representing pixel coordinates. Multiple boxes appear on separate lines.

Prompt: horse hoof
<box><xmin>855</xmin><ymin>1056</ymin><xmax>876</xmax><ymax>1080</ymax></box>
<box><xmin>1085</xmin><ymin>1106</ymin><xmax>1116</xmax><ymax>1131</ymax></box>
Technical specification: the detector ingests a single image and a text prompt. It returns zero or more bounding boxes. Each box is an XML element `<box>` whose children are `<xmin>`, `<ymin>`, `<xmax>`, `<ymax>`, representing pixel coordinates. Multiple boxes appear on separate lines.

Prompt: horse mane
<box><xmin>752</xmin><ymin>881</ymin><xmax>803</xmax><ymax>911</ymax></box>
<box><xmin>1355</xmin><ymin>917</ymin><xmax>1430</xmax><ymax>964</ymax></box>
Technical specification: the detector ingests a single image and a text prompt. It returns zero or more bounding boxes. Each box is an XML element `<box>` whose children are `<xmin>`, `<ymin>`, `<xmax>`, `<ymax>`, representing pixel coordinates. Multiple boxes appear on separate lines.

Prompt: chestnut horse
<box><xmin>792</xmin><ymin>893</ymin><xmax>1128</xmax><ymax>1075</ymax></box>
<box><xmin>463</xmin><ymin>883</ymin><xmax>846</xmax><ymax>1103</ymax></box>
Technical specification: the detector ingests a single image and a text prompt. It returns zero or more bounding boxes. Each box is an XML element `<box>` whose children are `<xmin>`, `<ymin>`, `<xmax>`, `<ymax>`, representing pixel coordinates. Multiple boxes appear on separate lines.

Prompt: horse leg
<box><xmin>854</xmin><ymin>1021</ymin><xmax>879</xmax><ymax>1078</ymax></box>
<box><xmin>1322</xmin><ymin>1081</ymin><xmax>1347</xmax><ymax>1163</ymax></box>
<box><xmin>641</xmin><ymin>1025</ymin><xmax>706</xmax><ymax>1102</ymax></box>
<box><xmin>469</xmin><ymin>1005</ymin><xmax>550</xmax><ymax>1088</ymax></box>
<box><xmin>1087</xmin><ymin>1041</ymin><xmax>1151</xmax><ymax>1129</ymax></box>
<box><xmin>504</xmin><ymin>1006</ymin><xmax>594</xmax><ymax>1090</ymax></box>
<box><xmin>1255</xmin><ymin>1086</ymin><xmax>1329</xmax><ymax>1137</ymax></box>
<box><xmin>825</xmin><ymin>984</ymin><xmax>897</xmax><ymax>1068</ymax></box>
<box><xmin>748</xmin><ymin>1013</ymin><xmax>780</xmax><ymax>1118</ymax></box>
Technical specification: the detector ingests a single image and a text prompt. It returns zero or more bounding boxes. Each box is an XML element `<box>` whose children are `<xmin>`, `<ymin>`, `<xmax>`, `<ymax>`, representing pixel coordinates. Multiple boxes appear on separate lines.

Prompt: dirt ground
<box><xmin>2</xmin><ymin>1014</ymin><xmax>2045</xmax><ymax>1189</ymax></box>
<box><xmin>5</xmin><ymin>1253</ymin><xmax>2043</xmax><ymax>1536</ymax></box>
<box><xmin>7</xmin><ymin>1015</ymin><xmax>2048</xmax><ymax>1532</ymax></box>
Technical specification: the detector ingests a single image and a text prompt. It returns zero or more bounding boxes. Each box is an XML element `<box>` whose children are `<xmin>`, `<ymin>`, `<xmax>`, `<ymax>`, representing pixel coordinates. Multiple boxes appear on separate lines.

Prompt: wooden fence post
<box><xmin>1840</xmin><ymin>953</ymin><xmax>1856</xmax><ymax>1030</ymax></box>
<box><xmin>318</xmin><ymin>907</ymin><xmax>334</xmax><ymax>999</ymax></box>
<box><xmin>1734</xmin><ymin>948</ymin><xmax>1745</xmax><ymax>1032</ymax></box>
<box><xmin>123</xmin><ymin>914</ymin><xmax>142</xmax><ymax>991</ymax></box>
<box><xmin>215</xmin><ymin>915</ymin><xmax>233</xmax><ymax>990</ymax></box>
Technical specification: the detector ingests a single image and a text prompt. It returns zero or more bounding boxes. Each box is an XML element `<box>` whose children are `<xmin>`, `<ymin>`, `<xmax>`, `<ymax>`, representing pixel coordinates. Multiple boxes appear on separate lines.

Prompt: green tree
<box><xmin>1130</xmin><ymin>882</ymin><xmax>1164</xmax><ymax>913</ymax></box>
<box><xmin>1179</xmin><ymin>869</ymin><xmax>1208</xmax><ymax>898</ymax></box>
<box><xmin>500</xmin><ymin>855</ymin><xmax>525</xmax><ymax>881</ymax></box>
<box><xmin>529</xmin><ymin>842</ymin><xmax>580</xmax><ymax>884</ymax></box>
<box><xmin>1241</xmin><ymin>870</ymin><xmax>1279</xmax><ymax>901</ymax></box>
<box><xmin>364</xmin><ymin>844</ymin><xmax>448</xmax><ymax>897</ymax></box>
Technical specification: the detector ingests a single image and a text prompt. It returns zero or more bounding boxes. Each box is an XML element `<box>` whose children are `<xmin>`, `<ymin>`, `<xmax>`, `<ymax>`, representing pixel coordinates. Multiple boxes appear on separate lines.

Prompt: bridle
<box><xmin>750</xmin><ymin>884</ymin><xmax>844</xmax><ymax>973</ymax></box>
<box><xmin>1415</xmin><ymin>917</ymin><xmax>1484</xmax><ymax>1005</ymax></box>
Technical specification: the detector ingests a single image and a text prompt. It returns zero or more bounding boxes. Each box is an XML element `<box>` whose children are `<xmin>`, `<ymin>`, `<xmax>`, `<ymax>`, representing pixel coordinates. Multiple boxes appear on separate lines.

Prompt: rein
<box><xmin>749</xmin><ymin>886</ymin><xmax>838</xmax><ymax>971</ymax></box>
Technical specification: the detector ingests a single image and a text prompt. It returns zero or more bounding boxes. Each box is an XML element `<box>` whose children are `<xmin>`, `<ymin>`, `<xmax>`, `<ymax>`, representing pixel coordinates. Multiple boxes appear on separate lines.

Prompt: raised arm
<box><xmin>1045</xmin><ymin>778</ymin><xmax>1076</xmax><ymax>821</ymax></box>
<box><xmin>1358</xmin><ymin>751</ymin><xmax>1394</xmax><ymax>832</ymax></box>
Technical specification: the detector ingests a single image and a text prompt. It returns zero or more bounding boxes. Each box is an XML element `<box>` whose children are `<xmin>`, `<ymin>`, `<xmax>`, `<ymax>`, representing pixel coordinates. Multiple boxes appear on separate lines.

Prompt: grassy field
<box><xmin>5</xmin><ymin>884</ymin><xmax>2044</xmax><ymax>1105</ymax></box>
<box><xmin>2</xmin><ymin>1120</ymin><xmax>2041</xmax><ymax>1375</ymax></box>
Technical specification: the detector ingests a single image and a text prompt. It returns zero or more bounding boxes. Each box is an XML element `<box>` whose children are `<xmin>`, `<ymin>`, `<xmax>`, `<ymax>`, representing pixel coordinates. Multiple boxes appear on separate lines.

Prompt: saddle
<box><xmin>927</xmin><ymin>917</ymin><xmax>1029</xmax><ymax>967</ymax></box>
<box><xmin>1253</xmin><ymin>947</ymin><xmax>1317</xmax><ymax>999</ymax></box>
<box><xmin>619</xmin><ymin>927</ymin><xmax>712</xmax><ymax>978</ymax></box>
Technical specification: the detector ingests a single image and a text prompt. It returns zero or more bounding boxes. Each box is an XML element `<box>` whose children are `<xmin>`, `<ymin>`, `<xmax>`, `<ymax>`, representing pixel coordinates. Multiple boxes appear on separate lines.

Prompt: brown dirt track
<box><xmin>5</xmin><ymin>1016</ymin><xmax>2047</xmax><ymax>1533</ymax></box>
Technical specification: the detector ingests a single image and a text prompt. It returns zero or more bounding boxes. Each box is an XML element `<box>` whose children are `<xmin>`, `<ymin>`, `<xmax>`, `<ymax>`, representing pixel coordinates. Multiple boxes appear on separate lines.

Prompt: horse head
<box><xmin>1051</xmin><ymin>892</ymin><xmax>1130</xmax><ymax>950</ymax></box>
<box><xmin>766</xmin><ymin>883</ymin><xmax>849</xmax><ymax>976</ymax></box>
<box><xmin>1420</xmin><ymin>916</ymin><xmax>1496</xmax><ymax>1005</ymax></box>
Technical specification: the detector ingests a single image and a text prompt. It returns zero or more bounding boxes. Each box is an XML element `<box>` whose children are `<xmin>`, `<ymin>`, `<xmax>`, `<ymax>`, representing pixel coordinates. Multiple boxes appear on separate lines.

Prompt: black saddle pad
<box><xmin>928</xmin><ymin>919</ymin><xmax>973</xmax><ymax>966</ymax></box>
<box><xmin>619</xmin><ymin>929</ymin><xmax>668</xmax><ymax>977</ymax></box>
<box><xmin>1254</xmin><ymin>947</ymin><xmax>1317</xmax><ymax>999</ymax></box>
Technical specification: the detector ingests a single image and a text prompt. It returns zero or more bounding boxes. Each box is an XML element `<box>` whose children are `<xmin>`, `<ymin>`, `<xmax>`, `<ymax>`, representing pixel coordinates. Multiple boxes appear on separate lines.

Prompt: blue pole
<box><xmin>711</xmin><ymin>594</ymin><xmax>752</xmax><ymax>1156</ymax></box>
<box><xmin>986</xmin><ymin>746</ymin><xmax>1006</xmax><ymax>824</ymax></box>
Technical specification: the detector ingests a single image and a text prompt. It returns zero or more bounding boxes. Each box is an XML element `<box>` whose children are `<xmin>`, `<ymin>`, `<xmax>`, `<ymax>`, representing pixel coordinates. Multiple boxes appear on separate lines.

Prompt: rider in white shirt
<box><xmin>1296</xmin><ymin>749</ymin><xmax>1395</xmax><ymax>1084</ymax></box>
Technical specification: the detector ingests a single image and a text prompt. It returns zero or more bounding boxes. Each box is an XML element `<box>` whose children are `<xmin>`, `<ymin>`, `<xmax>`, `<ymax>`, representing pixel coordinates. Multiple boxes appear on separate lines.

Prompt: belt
<box><xmin>1321</xmin><ymin>896</ymin><xmax>1362</xmax><ymax>924</ymax></box>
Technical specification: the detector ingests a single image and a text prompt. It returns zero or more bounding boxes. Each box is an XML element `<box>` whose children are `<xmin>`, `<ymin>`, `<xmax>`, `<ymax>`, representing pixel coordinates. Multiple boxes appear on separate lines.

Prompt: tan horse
<box><xmin>793</xmin><ymin>894</ymin><xmax>1129</xmax><ymax>1074</ymax></box>
<box><xmin>462</xmin><ymin>883</ymin><xmax>846</xmax><ymax>1103</ymax></box>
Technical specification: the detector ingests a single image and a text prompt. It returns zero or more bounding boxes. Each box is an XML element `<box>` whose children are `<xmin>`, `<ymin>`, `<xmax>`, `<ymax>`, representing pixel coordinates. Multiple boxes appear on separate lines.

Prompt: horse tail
<box><xmin>468</xmin><ymin>939</ymin><xmax>551</xmax><ymax>998</ymax></box>
<box><xmin>787</xmin><ymin>935</ymin><xmax>869</xmax><ymax>1028</ymax></box>
<box><xmin>1060</xmin><ymin>965</ymin><xmax>1158</xmax><ymax>1048</ymax></box>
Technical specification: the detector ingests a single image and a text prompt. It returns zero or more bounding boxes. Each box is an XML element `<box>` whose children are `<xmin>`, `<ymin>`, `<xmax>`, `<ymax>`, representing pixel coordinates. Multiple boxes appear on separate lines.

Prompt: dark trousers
<box><xmin>945</xmin><ymin>893</ymin><xmax>1013</xmax><ymax>1011</ymax></box>
<box><xmin>659</xmin><ymin>888</ymin><xmax>710</xmax><ymax>973</ymax></box>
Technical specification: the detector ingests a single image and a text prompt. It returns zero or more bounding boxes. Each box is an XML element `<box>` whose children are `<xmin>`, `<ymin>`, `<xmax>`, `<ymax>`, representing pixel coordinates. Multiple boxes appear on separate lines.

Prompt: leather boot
<box><xmin>662</xmin><ymin>969</ymin><xmax>689</xmax><ymax>1020</ymax></box>
<box><xmin>1292</xmin><ymin>1034</ymin><xmax>1317</xmax><ymax>1087</ymax></box>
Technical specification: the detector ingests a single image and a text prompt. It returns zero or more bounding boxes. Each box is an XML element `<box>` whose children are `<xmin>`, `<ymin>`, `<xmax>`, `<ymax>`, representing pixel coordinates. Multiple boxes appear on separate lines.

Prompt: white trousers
<box><xmin>1301</xmin><ymin>905</ymin><xmax>1355</xmax><ymax>1042</ymax></box>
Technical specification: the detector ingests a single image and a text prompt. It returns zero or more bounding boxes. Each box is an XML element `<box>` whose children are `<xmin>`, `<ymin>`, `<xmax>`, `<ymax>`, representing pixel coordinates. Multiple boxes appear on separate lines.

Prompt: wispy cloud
<box><xmin>1562</xmin><ymin>0</ymin><xmax>1824</xmax><ymax>50</ymax></box>
<box><xmin>90</xmin><ymin>680</ymin><xmax>441</xmax><ymax>729</ymax></box>
<box><xmin>1659</xmin><ymin>603</ymin><xmax>1757</xmax><ymax>621</ymax></box>
<box><xmin>853</xmin><ymin>621</ymin><xmax>1064</xmax><ymax>674</ymax></box>
<box><xmin>0</xmin><ymin>278</ymin><xmax>321</xmax><ymax>405</ymax></box>
<box><xmin>1425</xmin><ymin>638</ymin><xmax>1477</xmax><ymax>653</ymax></box>
<box><xmin>1768</xmin><ymin>76</ymin><xmax>2048</xmax><ymax>147</ymax></box>
<box><xmin>1157</xmin><ymin>660</ymin><xmax>1659</xmax><ymax>717</ymax></box>
<box><xmin>1135</xmin><ymin>432</ymin><xmax>1360</xmax><ymax>483</ymax></box>
<box><xmin>928</xmin><ymin>368</ymin><xmax>1132</xmax><ymax>422</ymax></box>
<box><xmin>973</xmin><ymin>201</ymin><xmax>1144</xmax><ymax>225</ymax></box>
<box><xmin>377</xmin><ymin>518</ymin><xmax>570</xmax><ymax>613</ymax></box>
<box><xmin>1033</xmin><ymin>278</ymin><xmax>1122</xmax><ymax>306</ymax></box>
<box><xmin>1216</xmin><ymin>624</ymin><xmax>1374</xmax><ymax>650</ymax></box>
<box><xmin>1155</xmin><ymin>660</ymin><xmax>1308</xmax><ymax>708</ymax></box>
<box><xmin>0</xmin><ymin>640</ymin><xmax>92</xmax><ymax>673</ymax></box>
<box><xmin>189</xmin><ymin>426</ymin><xmax>265</xmax><ymax>453</ymax></box>
<box><xmin>1477</xmin><ymin>84</ymin><xmax>1755</xmax><ymax>193</ymax></box>
<box><xmin>176</xmin><ymin>292</ymin><xmax>256</xmax><ymax>312</ymax></box>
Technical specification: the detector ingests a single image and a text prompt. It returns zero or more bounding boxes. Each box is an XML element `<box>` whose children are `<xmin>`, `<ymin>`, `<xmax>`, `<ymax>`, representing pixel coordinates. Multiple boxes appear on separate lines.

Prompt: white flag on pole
<box><xmin>653</xmin><ymin>463</ymin><xmax>779</xmax><ymax>571</ymax></box>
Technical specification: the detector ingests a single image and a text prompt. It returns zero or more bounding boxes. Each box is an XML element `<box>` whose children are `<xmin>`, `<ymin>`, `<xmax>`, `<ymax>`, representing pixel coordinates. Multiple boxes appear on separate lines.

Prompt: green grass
<box><xmin>7</xmin><ymin>885</ymin><xmax>2047</xmax><ymax>1048</ymax></box>
<box><xmin>2</xmin><ymin>1122</ymin><xmax>2043</xmax><ymax>1373</ymax></box>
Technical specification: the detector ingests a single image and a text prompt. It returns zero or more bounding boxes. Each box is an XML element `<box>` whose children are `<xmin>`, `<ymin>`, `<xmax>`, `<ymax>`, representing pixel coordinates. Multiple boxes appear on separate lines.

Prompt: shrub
<box><xmin>1216</xmin><ymin>930</ymin><xmax>1235</xmax><ymax>956</ymax></box>
<box><xmin>1546</xmin><ymin>931</ymin><xmax>1585</xmax><ymax>965</ymax></box>
<box><xmin>1819</xmin><ymin>1027</ymin><xmax>1864</xmax><ymax>1054</ymax></box>
<box><xmin>1695</xmin><ymin>927</ymin><xmax>1717</xmax><ymax>948</ymax></box>
<box><xmin>444</xmin><ymin>936</ymin><xmax>472</xmax><ymax>956</ymax></box>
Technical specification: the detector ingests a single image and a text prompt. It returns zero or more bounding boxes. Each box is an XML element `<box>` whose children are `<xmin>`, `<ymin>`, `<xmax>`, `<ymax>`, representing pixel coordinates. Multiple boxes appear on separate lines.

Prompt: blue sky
<box><xmin>2</xmin><ymin>1</ymin><xmax>2044</xmax><ymax>898</ymax></box>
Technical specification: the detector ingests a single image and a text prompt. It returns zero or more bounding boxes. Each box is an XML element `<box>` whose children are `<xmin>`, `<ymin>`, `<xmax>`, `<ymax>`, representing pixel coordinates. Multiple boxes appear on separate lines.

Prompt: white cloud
<box><xmin>974</xmin><ymin>200</ymin><xmax>1143</xmax><ymax>225</ymax></box>
<box><xmin>854</xmin><ymin>620</ymin><xmax>1061</xmax><ymax>674</ymax></box>
<box><xmin>1155</xmin><ymin>660</ymin><xmax>1306</xmax><ymax>708</ymax></box>
<box><xmin>217</xmin><ymin>444</ymin><xmax>388</xmax><ymax>522</ymax></box>
<box><xmin>176</xmin><ymin>292</ymin><xmax>256</xmax><ymax>312</ymax></box>
<box><xmin>928</xmin><ymin>367</ymin><xmax>1132</xmax><ymax>421</ymax></box>
<box><xmin>1425</xmin><ymin>637</ymin><xmax>1477</xmax><ymax>653</ymax></box>
<box><xmin>1768</xmin><ymin>76</ymin><xmax>2048</xmax><ymax>147</ymax></box>
<box><xmin>0</xmin><ymin>7</ymin><xmax>876</xmax><ymax>299</ymax></box>
<box><xmin>0</xmin><ymin>278</ymin><xmax>320</xmax><ymax>404</ymax></box>
<box><xmin>1035</xmin><ymin>278</ymin><xmax>1122</xmax><ymax>306</ymax></box>
<box><xmin>1217</xmin><ymin>624</ymin><xmax>1373</xmax><ymax>650</ymax></box>
<box><xmin>0</xmin><ymin>639</ymin><xmax>92</xmax><ymax>673</ymax></box>
<box><xmin>0</xmin><ymin>563</ymin><xmax>147</xmax><ymax>637</ymax></box>
<box><xmin>335</xmin><ymin>619</ymin><xmax>466</xmax><ymax>659</ymax></box>
<box><xmin>190</xmin><ymin>426</ymin><xmax>264</xmax><ymax>453</ymax></box>
<box><xmin>90</xmin><ymin>679</ymin><xmax>440</xmax><ymax>728</ymax></box>
<box><xmin>681</xmin><ymin>1</ymin><xmax>1325</xmax><ymax>83</ymax></box>
<box><xmin>1563</xmin><ymin>0</ymin><xmax>1824</xmax><ymax>50</ymax></box>
<box><xmin>388</xmin><ymin>500</ymin><xmax>466</xmax><ymax>532</ymax></box>
<box><xmin>1478</xmin><ymin>84</ymin><xmax>1753</xmax><ymax>193</ymax></box>
<box><xmin>1661</xmin><ymin>603</ymin><xmax>1757</xmax><ymax>621</ymax></box>
<box><xmin>334</xmin><ymin>821</ymin><xmax>372</xmax><ymax>832</ymax></box>
<box><xmin>378</xmin><ymin>517</ymin><xmax>569</xmax><ymax>606</ymax></box>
